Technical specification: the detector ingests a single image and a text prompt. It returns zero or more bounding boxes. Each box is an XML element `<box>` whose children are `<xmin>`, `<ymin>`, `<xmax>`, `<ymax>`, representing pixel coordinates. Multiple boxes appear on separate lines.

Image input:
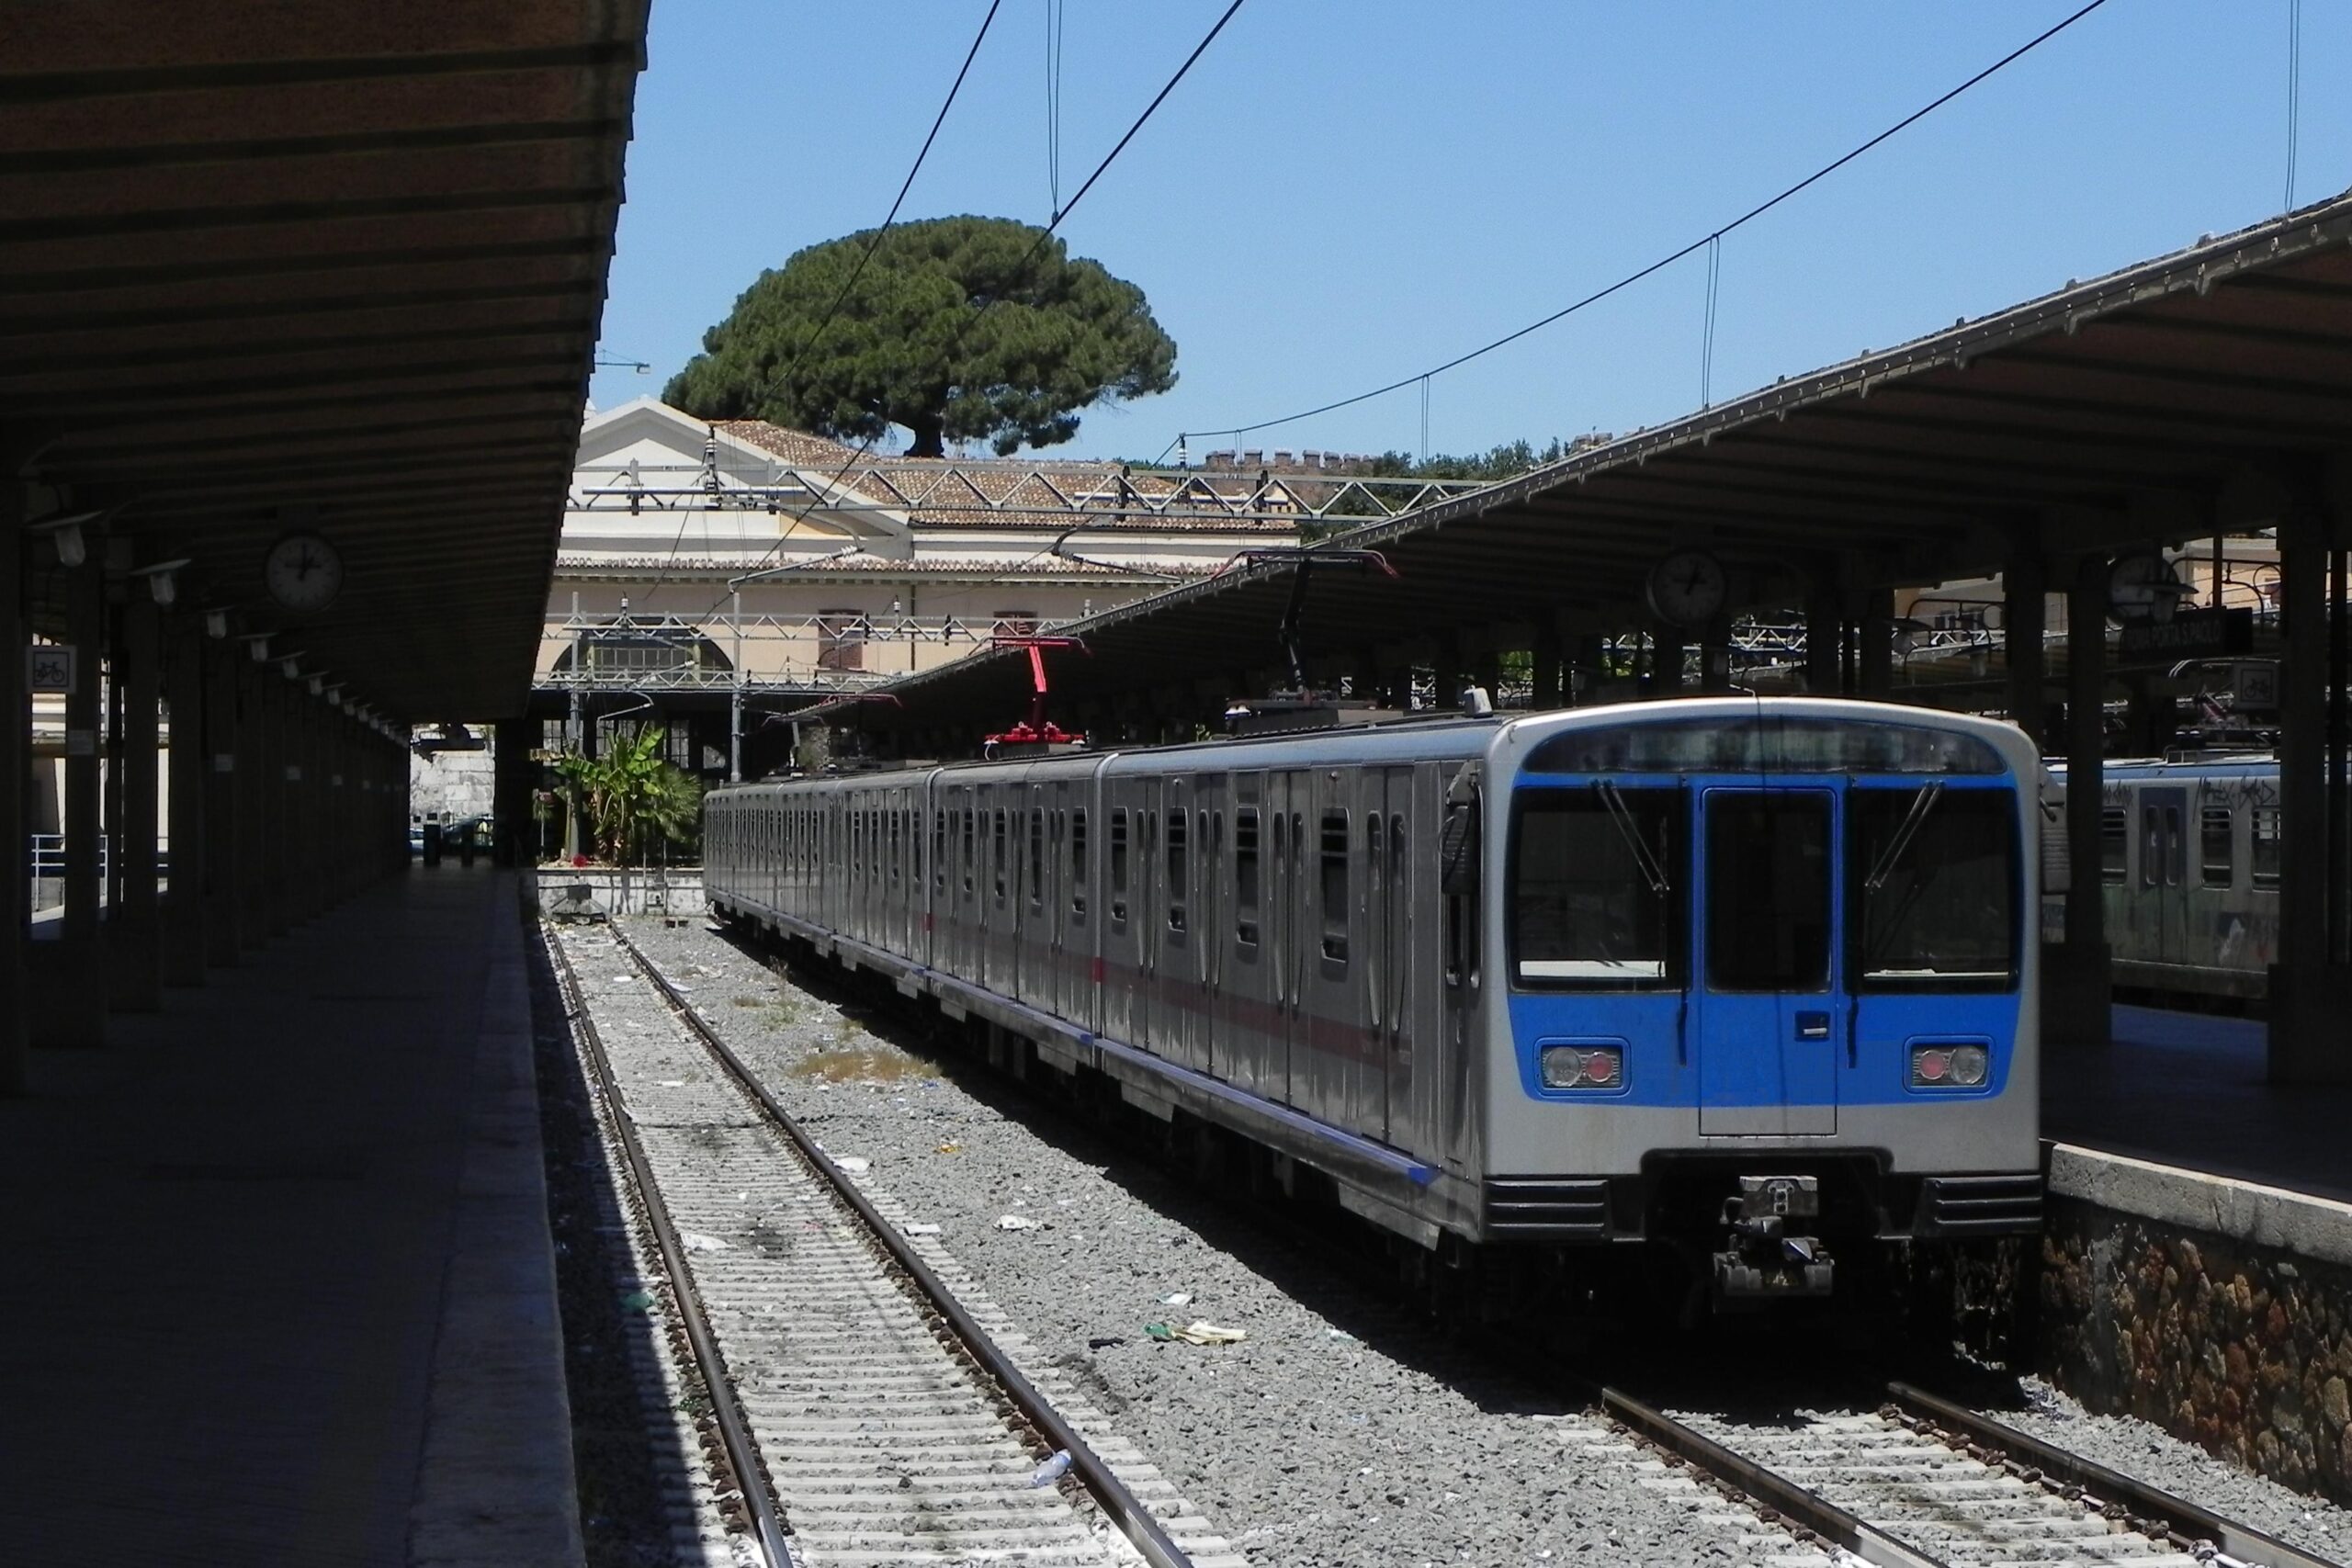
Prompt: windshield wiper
<box><xmin>1594</xmin><ymin>780</ymin><xmax>1672</xmax><ymax>895</ymax></box>
<box><xmin>1863</xmin><ymin>781</ymin><xmax>1944</xmax><ymax>893</ymax></box>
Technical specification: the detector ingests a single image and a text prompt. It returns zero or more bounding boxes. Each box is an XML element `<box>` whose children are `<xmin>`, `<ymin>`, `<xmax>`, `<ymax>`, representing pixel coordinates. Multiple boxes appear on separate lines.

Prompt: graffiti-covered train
<box><xmin>2048</xmin><ymin>754</ymin><xmax>2281</xmax><ymax>1004</ymax></box>
<box><xmin>706</xmin><ymin>697</ymin><xmax>2044</xmax><ymax>1303</ymax></box>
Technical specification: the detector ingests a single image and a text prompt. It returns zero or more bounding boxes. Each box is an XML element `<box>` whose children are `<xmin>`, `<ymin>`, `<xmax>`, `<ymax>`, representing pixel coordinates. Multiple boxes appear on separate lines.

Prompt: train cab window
<box><xmin>1166</xmin><ymin>809</ymin><xmax>1189</xmax><ymax>932</ymax></box>
<box><xmin>1028</xmin><ymin>810</ymin><xmax>1045</xmax><ymax>909</ymax></box>
<box><xmin>2252</xmin><ymin>807</ymin><xmax>2283</xmax><ymax>888</ymax></box>
<box><xmin>2200</xmin><ymin>803</ymin><xmax>2233</xmax><ymax>887</ymax></box>
<box><xmin>1709</xmin><ymin>794</ymin><xmax>1830</xmax><ymax>993</ymax></box>
<box><xmin>1070</xmin><ymin>809</ymin><xmax>1089</xmax><ymax>918</ymax></box>
<box><xmin>1510</xmin><ymin>787</ymin><xmax>1678</xmax><ymax>987</ymax></box>
<box><xmin>1235</xmin><ymin>808</ymin><xmax>1261</xmax><ymax>946</ymax></box>
<box><xmin>2100</xmin><ymin>807</ymin><xmax>2129</xmax><ymax>886</ymax></box>
<box><xmin>1318</xmin><ymin>810</ymin><xmax>1349</xmax><ymax>965</ymax></box>
<box><xmin>1850</xmin><ymin>786</ymin><xmax>2017</xmax><ymax>989</ymax></box>
<box><xmin>992</xmin><ymin>810</ymin><xmax>1009</xmax><ymax>905</ymax></box>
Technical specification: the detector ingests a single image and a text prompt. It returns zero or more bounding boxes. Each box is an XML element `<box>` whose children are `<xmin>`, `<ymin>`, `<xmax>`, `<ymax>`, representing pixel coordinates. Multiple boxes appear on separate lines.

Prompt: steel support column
<box><xmin>0</xmin><ymin>479</ymin><xmax>25</xmax><ymax>1091</ymax></box>
<box><xmin>1532</xmin><ymin>627</ymin><xmax>1563</xmax><ymax>710</ymax></box>
<box><xmin>1804</xmin><ymin>581</ymin><xmax>1841</xmax><ymax>694</ymax></box>
<box><xmin>1858</xmin><ymin>587</ymin><xmax>1895</xmax><ymax>699</ymax></box>
<box><xmin>109</xmin><ymin>597</ymin><xmax>161</xmax><ymax>1011</ymax></box>
<box><xmin>2005</xmin><ymin>542</ymin><xmax>2048</xmax><ymax>747</ymax></box>
<box><xmin>51</xmin><ymin>547</ymin><xmax>105</xmax><ymax>1046</ymax></box>
<box><xmin>161</xmin><ymin>615</ymin><xmax>206</xmax><ymax>985</ymax></box>
<box><xmin>2051</xmin><ymin>558</ymin><xmax>2112</xmax><ymax>1045</ymax></box>
<box><xmin>233</xmin><ymin>659</ymin><xmax>266</xmax><ymax>950</ymax></box>
<box><xmin>2267</xmin><ymin>505</ymin><xmax>2352</xmax><ymax>1081</ymax></box>
<box><xmin>205</xmin><ymin>634</ymin><xmax>242</xmax><ymax>964</ymax></box>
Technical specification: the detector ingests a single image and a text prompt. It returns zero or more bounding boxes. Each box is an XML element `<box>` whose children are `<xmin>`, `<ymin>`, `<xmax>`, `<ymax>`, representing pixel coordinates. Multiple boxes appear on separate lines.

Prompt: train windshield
<box><xmin>1510</xmin><ymin>786</ymin><xmax>1681</xmax><ymax>986</ymax></box>
<box><xmin>1849</xmin><ymin>786</ymin><xmax>2018</xmax><ymax>988</ymax></box>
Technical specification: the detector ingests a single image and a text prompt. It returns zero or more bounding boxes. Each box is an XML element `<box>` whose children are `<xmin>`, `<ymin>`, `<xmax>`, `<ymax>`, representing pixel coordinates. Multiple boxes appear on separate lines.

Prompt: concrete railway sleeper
<box><xmin>565</xmin><ymin>915</ymin><xmax>1236</xmax><ymax>1568</ymax></box>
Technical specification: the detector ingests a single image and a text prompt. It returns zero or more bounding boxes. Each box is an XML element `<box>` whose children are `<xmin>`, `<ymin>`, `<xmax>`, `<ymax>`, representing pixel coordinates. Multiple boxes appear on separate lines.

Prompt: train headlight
<box><xmin>1909</xmin><ymin>1042</ymin><xmax>1990</xmax><ymax>1089</ymax></box>
<box><xmin>1541</xmin><ymin>1043</ymin><xmax>1623</xmax><ymax>1089</ymax></box>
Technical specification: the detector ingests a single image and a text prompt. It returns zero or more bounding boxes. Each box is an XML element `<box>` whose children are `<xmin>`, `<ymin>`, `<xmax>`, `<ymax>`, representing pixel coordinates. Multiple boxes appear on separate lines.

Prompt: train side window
<box><xmin>2100</xmin><ymin>807</ymin><xmax>2128</xmax><ymax>886</ymax></box>
<box><xmin>1319</xmin><ymin>809</ymin><xmax>1349</xmax><ymax>965</ymax></box>
<box><xmin>933</xmin><ymin>810</ymin><xmax>947</xmax><ymax>892</ymax></box>
<box><xmin>1070</xmin><ymin>809</ymin><xmax>1089</xmax><ymax>918</ymax></box>
<box><xmin>1110</xmin><ymin>808</ymin><xmax>1130</xmax><ymax>926</ymax></box>
<box><xmin>1166</xmin><ymin>809</ymin><xmax>1189</xmax><ymax>932</ymax></box>
<box><xmin>2252</xmin><ymin>807</ymin><xmax>2283</xmax><ymax>888</ymax></box>
<box><xmin>2200</xmin><ymin>804</ymin><xmax>2233</xmax><ymax>887</ymax></box>
<box><xmin>1234</xmin><ymin>808</ymin><xmax>1261</xmax><ymax>945</ymax></box>
<box><xmin>961</xmin><ymin>809</ymin><xmax>976</xmax><ymax>897</ymax></box>
<box><xmin>2164</xmin><ymin>805</ymin><xmax>2183</xmax><ymax>888</ymax></box>
<box><xmin>2140</xmin><ymin>806</ymin><xmax>2162</xmax><ymax>890</ymax></box>
<box><xmin>1028</xmin><ymin>810</ymin><xmax>1045</xmax><ymax>908</ymax></box>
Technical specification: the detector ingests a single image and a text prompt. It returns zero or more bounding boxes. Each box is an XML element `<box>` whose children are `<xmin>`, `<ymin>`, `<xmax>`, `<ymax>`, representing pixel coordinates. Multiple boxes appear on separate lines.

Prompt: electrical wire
<box><xmin>1172</xmin><ymin>0</ymin><xmax>2111</xmax><ymax>448</ymax></box>
<box><xmin>703</xmin><ymin>0</ymin><xmax>1250</xmax><ymax>619</ymax></box>
<box><xmin>2287</xmin><ymin>0</ymin><xmax>2302</xmax><ymax>210</ymax></box>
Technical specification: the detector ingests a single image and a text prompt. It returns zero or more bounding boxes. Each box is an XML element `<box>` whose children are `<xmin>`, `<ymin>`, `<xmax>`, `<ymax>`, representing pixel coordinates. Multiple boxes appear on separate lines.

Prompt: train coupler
<box><xmin>1713</xmin><ymin>1176</ymin><xmax>1835</xmax><ymax>1300</ymax></box>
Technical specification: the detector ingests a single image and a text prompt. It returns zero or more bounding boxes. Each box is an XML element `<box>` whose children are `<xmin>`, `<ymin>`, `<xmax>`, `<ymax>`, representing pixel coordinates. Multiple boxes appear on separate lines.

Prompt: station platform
<box><xmin>2044</xmin><ymin>1004</ymin><xmax>2352</xmax><ymax>1206</ymax></box>
<box><xmin>0</xmin><ymin>865</ymin><xmax>581</xmax><ymax>1568</ymax></box>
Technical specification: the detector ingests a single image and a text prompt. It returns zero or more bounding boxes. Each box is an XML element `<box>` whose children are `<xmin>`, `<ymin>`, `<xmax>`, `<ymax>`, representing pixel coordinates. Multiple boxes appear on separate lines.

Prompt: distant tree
<box><xmin>665</xmin><ymin>216</ymin><xmax>1178</xmax><ymax>457</ymax></box>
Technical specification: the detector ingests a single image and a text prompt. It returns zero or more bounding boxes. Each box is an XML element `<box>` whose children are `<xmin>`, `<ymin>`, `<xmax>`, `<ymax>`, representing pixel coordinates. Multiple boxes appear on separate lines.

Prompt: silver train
<box><xmin>2048</xmin><ymin>755</ymin><xmax>2280</xmax><ymax>1004</ymax></box>
<box><xmin>706</xmin><ymin>697</ymin><xmax>2045</xmax><ymax>1303</ymax></box>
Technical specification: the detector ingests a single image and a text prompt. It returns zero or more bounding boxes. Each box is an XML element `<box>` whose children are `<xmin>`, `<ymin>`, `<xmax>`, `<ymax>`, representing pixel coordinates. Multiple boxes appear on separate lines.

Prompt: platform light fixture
<box><xmin>26</xmin><ymin>509</ymin><xmax>97</xmax><ymax>569</ymax></box>
<box><xmin>206</xmin><ymin>610</ymin><xmax>230</xmax><ymax>639</ymax></box>
<box><xmin>243</xmin><ymin>632</ymin><xmax>273</xmax><ymax>663</ymax></box>
<box><xmin>129</xmin><ymin>558</ymin><xmax>189</xmax><ymax>608</ymax></box>
<box><xmin>280</xmin><ymin>655</ymin><xmax>300</xmax><ymax>681</ymax></box>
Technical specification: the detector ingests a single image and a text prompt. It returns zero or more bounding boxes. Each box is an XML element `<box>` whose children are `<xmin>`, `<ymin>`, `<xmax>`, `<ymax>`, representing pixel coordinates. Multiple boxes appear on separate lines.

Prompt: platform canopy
<box><xmin>835</xmin><ymin>191</ymin><xmax>2352</xmax><ymax>740</ymax></box>
<box><xmin>0</xmin><ymin>1</ymin><xmax>647</xmax><ymax>719</ymax></box>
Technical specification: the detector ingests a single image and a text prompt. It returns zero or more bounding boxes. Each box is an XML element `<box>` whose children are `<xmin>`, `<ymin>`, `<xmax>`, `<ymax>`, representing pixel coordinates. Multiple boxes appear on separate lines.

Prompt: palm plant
<box><xmin>549</xmin><ymin>725</ymin><xmax>703</xmax><ymax>864</ymax></box>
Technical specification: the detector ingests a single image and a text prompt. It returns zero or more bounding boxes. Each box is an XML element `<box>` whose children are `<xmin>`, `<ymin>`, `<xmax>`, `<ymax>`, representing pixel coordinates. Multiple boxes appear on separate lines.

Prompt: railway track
<box><xmin>546</xmin><ymin>919</ymin><xmax>1244</xmax><ymax>1568</ymax></box>
<box><xmin>1596</xmin><ymin>1378</ymin><xmax>2342</xmax><ymax>1568</ymax></box>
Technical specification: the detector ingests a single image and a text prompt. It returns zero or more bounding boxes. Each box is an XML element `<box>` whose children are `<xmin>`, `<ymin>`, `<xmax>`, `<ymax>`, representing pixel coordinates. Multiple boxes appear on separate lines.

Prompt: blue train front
<box><xmin>1479</xmin><ymin>700</ymin><xmax>2042</xmax><ymax>1299</ymax></box>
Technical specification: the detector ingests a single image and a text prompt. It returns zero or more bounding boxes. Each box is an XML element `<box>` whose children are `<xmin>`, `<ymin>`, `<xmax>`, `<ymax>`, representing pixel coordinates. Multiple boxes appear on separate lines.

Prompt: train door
<box><xmin>1364</xmin><ymin>765</ymin><xmax>1419</xmax><ymax>1145</ymax></box>
<box><xmin>1022</xmin><ymin>786</ymin><xmax>1051</xmax><ymax>1007</ymax></box>
<box><xmin>1102</xmin><ymin>787</ymin><xmax>1138</xmax><ymax>1043</ymax></box>
<box><xmin>1222</xmin><ymin>773</ymin><xmax>1272</xmax><ymax>1095</ymax></box>
<box><xmin>1272</xmin><ymin>771</ymin><xmax>1312</xmax><ymax>1108</ymax></box>
<box><xmin>1692</xmin><ymin>785</ymin><xmax>1841</xmax><ymax>1136</ymax></box>
<box><xmin>1152</xmin><ymin>776</ymin><xmax>1199</xmax><ymax>1069</ymax></box>
<box><xmin>2139</xmin><ymin>784</ymin><xmax>2188</xmax><ymax>964</ymax></box>
<box><xmin>1196</xmin><ymin>777</ymin><xmax>1227</xmax><ymax>1080</ymax></box>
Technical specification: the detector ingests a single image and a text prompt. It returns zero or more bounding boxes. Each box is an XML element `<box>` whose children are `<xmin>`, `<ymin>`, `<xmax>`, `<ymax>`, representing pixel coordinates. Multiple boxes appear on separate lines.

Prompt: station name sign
<box><xmin>2116</xmin><ymin>606</ymin><xmax>2254</xmax><ymax>661</ymax></box>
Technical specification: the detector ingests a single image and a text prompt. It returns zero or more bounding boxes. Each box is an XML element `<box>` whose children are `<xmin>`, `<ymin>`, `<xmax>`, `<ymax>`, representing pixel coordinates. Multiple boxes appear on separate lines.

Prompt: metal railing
<box><xmin>30</xmin><ymin>833</ymin><xmax>171</xmax><ymax>885</ymax></box>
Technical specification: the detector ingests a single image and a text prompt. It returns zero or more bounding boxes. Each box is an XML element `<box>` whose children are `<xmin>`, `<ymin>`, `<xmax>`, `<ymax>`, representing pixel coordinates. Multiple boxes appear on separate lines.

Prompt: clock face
<box><xmin>1645</xmin><ymin>548</ymin><xmax>1727</xmax><ymax>629</ymax></box>
<box><xmin>263</xmin><ymin>532</ymin><xmax>343</xmax><ymax>615</ymax></box>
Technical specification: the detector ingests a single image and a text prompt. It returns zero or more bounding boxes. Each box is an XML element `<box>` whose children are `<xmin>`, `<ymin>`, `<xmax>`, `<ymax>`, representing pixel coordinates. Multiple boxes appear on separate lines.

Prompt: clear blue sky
<box><xmin>590</xmin><ymin>1</ymin><xmax>2347</xmax><ymax>465</ymax></box>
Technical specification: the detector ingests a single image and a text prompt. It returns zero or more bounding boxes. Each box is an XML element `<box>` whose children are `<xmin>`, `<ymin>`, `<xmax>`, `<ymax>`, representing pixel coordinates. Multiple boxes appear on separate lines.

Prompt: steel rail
<box><xmin>1595</xmin><ymin>1384</ymin><xmax>1948</xmax><ymax>1568</ymax></box>
<box><xmin>540</xmin><ymin>921</ymin><xmax>796</xmax><ymax>1568</ymax></box>
<box><xmin>605</xmin><ymin>919</ymin><xmax>1199</xmax><ymax>1568</ymax></box>
<box><xmin>1887</xmin><ymin>1382</ymin><xmax>2344</xmax><ymax>1568</ymax></box>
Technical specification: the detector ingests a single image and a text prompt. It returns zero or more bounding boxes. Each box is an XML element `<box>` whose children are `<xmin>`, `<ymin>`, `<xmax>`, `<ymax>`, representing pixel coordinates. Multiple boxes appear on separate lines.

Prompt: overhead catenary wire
<box><xmin>1171</xmin><ymin>0</ymin><xmax>2112</xmax><ymax>450</ymax></box>
<box><xmin>2287</xmin><ymin>0</ymin><xmax>2303</xmax><ymax>210</ymax></box>
<box><xmin>705</xmin><ymin>0</ymin><xmax>1251</xmax><ymax>620</ymax></box>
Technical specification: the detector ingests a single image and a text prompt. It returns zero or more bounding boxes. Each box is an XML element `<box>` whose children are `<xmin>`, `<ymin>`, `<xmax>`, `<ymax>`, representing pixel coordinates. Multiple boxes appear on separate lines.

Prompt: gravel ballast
<box><xmin>624</xmin><ymin>919</ymin><xmax>1829</xmax><ymax>1567</ymax></box>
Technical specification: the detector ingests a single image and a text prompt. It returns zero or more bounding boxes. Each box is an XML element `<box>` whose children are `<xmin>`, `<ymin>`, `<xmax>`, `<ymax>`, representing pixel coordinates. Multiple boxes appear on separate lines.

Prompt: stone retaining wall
<box><xmin>2038</xmin><ymin>1145</ymin><xmax>2352</xmax><ymax>1502</ymax></box>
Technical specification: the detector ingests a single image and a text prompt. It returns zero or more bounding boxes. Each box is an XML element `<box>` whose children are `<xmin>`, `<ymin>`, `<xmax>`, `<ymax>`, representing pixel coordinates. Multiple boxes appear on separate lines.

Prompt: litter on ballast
<box><xmin>995</xmin><ymin>1214</ymin><xmax>1040</xmax><ymax>1231</ymax></box>
<box><xmin>1144</xmin><ymin>1320</ymin><xmax>1247</xmax><ymax>1346</ymax></box>
<box><xmin>1158</xmin><ymin>1292</ymin><xmax>1193</xmax><ymax>1307</ymax></box>
<box><xmin>657</xmin><ymin>1079</ymin><xmax>686</xmax><ymax>1088</ymax></box>
<box><xmin>1088</xmin><ymin>1336</ymin><xmax>1127</xmax><ymax>1350</ymax></box>
<box><xmin>833</xmin><ymin>1156</ymin><xmax>870</xmax><ymax>1174</ymax></box>
<box><xmin>934</xmin><ymin>1142</ymin><xmax>963</xmax><ymax>1155</ymax></box>
<box><xmin>680</xmin><ymin>1232</ymin><xmax>729</xmax><ymax>1252</ymax></box>
<box><xmin>609</xmin><ymin>976</ymin><xmax>634</xmax><ymax>984</ymax></box>
<box><xmin>903</xmin><ymin>1223</ymin><xmax>944</xmax><ymax>1236</ymax></box>
<box><xmin>1026</xmin><ymin>1450</ymin><xmax>1073</xmax><ymax>1488</ymax></box>
<box><xmin>1326</xmin><ymin>1328</ymin><xmax>1359</xmax><ymax>1343</ymax></box>
<box><xmin>618</xmin><ymin>1290</ymin><xmax>653</xmax><ymax>1312</ymax></box>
